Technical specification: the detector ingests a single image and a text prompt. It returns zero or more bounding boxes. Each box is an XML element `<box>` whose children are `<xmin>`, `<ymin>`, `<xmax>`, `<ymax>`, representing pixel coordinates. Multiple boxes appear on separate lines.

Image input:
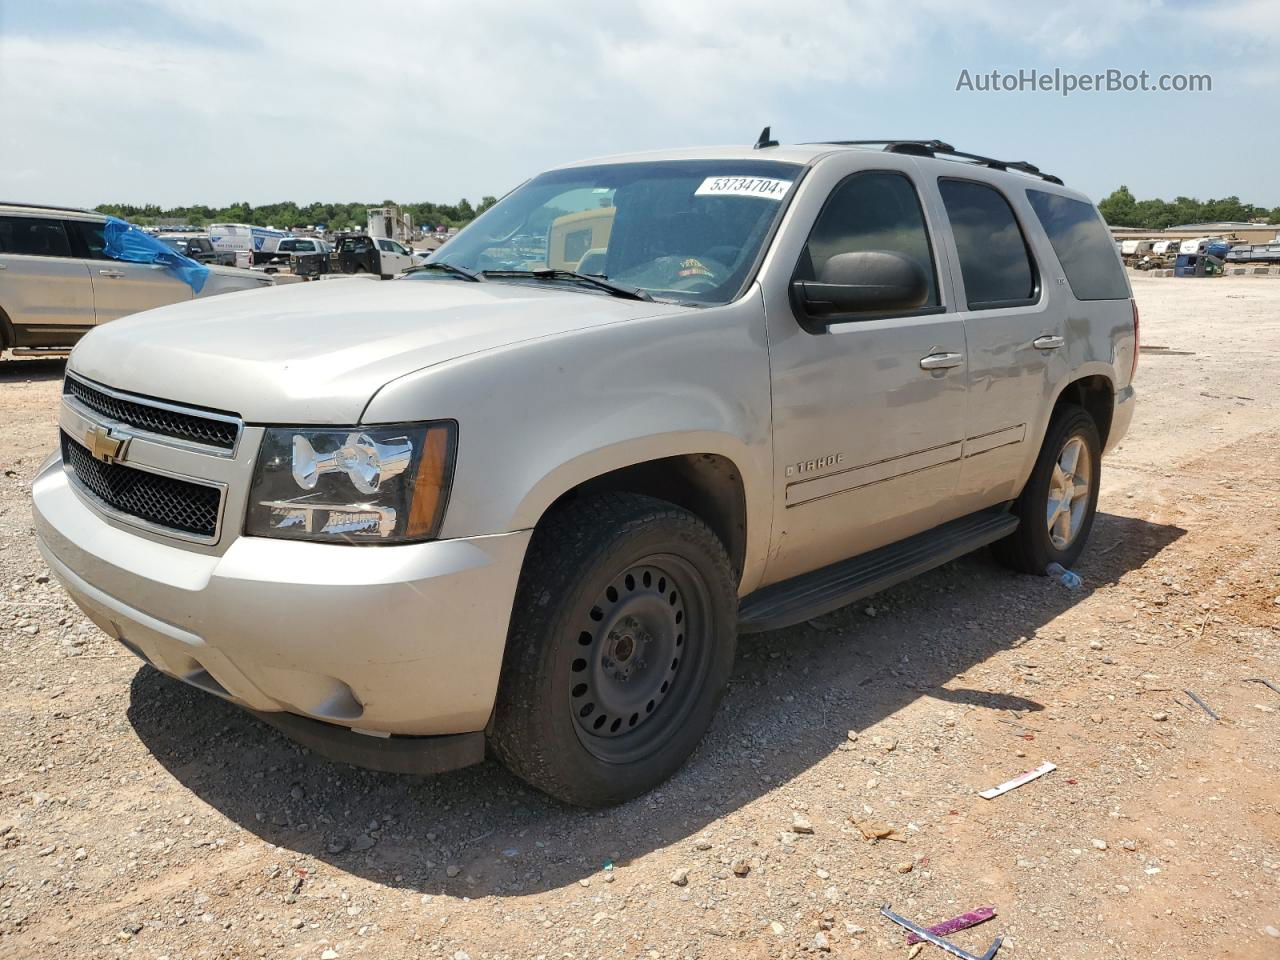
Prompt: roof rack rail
<box><xmin>806</xmin><ymin>139</ymin><xmax>1064</xmax><ymax>185</ymax></box>
<box><xmin>0</xmin><ymin>200</ymin><xmax>100</xmax><ymax>215</ymax></box>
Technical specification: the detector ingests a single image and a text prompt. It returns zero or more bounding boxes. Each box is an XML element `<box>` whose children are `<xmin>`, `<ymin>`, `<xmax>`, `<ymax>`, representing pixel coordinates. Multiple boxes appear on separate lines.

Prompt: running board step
<box><xmin>737</xmin><ymin>508</ymin><xmax>1018</xmax><ymax>633</ymax></box>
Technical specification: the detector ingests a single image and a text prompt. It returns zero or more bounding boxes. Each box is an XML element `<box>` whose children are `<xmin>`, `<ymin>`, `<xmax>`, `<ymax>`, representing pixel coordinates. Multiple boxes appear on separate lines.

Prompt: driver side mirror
<box><xmin>792</xmin><ymin>250</ymin><xmax>929</xmax><ymax>319</ymax></box>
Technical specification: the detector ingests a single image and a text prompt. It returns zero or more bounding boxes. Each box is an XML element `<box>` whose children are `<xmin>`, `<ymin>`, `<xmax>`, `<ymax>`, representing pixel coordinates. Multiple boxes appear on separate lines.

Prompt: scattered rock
<box><xmin>791</xmin><ymin>814</ymin><xmax>814</xmax><ymax>835</ymax></box>
<box><xmin>730</xmin><ymin>858</ymin><xmax>750</xmax><ymax>877</ymax></box>
<box><xmin>1092</xmin><ymin>838</ymin><xmax>1109</xmax><ymax>850</ymax></box>
<box><xmin>1089</xmin><ymin>639</ymin><xmax>1104</xmax><ymax>650</ymax></box>
<box><xmin>350</xmin><ymin>833</ymin><xmax>376</xmax><ymax>852</ymax></box>
<box><xmin>1264</xmin><ymin>925</ymin><xmax>1279</xmax><ymax>939</ymax></box>
<box><xmin>813</xmin><ymin>930</ymin><xmax>831</xmax><ymax>951</ymax></box>
<box><xmin>894</xmin><ymin>860</ymin><xmax>913</xmax><ymax>874</ymax></box>
<box><xmin>321</xmin><ymin>951</ymin><xmax>339</xmax><ymax>960</ymax></box>
<box><xmin>1152</xmin><ymin>711</ymin><xmax>1169</xmax><ymax>722</ymax></box>
<box><xmin>445</xmin><ymin>865</ymin><xmax>461</xmax><ymax>878</ymax></box>
<box><xmin>1122</xmin><ymin>840</ymin><xmax>1138</xmax><ymax>851</ymax></box>
<box><xmin>769</xmin><ymin>921</ymin><xmax>785</xmax><ymax>936</ymax></box>
<box><xmin>669</xmin><ymin>867</ymin><xmax>689</xmax><ymax>887</ymax></box>
<box><xmin>855</xmin><ymin>819</ymin><xmax>905</xmax><ymax>842</ymax></box>
<box><xmin>846</xmin><ymin>731</ymin><xmax>859</xmax><ymax>742</ymax></box>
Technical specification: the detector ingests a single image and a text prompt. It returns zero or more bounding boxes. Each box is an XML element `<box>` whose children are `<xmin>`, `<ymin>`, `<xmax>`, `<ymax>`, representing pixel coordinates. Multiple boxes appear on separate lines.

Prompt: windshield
<box><xmin>425</xmin><ymin>159</ymin><xmax>801</xmax><ymax>304</ymax></box>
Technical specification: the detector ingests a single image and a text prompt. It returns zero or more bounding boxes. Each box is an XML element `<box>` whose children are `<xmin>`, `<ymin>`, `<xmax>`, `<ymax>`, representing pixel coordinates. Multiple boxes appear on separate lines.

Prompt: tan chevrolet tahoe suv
<box><xmin>32</xmin><ymin>136</ymin><xmax>1137</xmax><ymax>806</ymax></box>
<box><xmin>0</xmin><ymin>203</ymin><xmax>272</xmax><ymax>352</ymax></box>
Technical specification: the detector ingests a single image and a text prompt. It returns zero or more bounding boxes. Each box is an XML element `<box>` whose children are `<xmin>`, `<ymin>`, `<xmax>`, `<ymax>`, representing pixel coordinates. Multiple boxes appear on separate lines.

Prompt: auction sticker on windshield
<box><xmin>694</xmin><ymin>176</ymin><xmax>793</xmax><ymax>200</ymax></box>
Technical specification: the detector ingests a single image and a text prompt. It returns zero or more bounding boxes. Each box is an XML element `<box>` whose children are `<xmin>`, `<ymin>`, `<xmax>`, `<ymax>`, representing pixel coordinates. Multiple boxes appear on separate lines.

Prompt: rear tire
<box><xmin>993</xmin><ymin>404</ymin><xmax>1101</xmax><ymax>574</ymax></box>
<box><xmin>489</xmin><ymin>494</ymin><xmax>737</xmax><ymax>807</ymax></box>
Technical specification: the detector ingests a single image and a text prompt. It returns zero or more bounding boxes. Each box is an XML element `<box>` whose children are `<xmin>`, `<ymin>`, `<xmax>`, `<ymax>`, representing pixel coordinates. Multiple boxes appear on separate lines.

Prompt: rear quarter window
<box><xmin>1026</xmin><ymin>190</ymin><xmax>1129</xmax><ymax>301</ymax></box>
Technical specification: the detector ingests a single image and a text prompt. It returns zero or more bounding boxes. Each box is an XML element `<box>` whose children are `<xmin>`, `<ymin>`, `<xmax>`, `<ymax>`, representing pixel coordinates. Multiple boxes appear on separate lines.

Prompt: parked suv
<box><xmin>0</xmin><ymin>204</ymin><xmax>272</xmax><ymax>351</ymax></box>
<box><xmin>32</xmin><ymin>138</ymin><xmax>1136</xmax><ymax>805</ymax></box>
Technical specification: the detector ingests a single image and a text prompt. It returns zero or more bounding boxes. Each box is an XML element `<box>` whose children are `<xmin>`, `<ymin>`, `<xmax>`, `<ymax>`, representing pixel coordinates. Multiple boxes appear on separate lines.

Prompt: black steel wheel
<box><xmin>570</xmin><ymin>557</ymin><xmax>712</xmax><ymax>764</ymax></box>
<box><xmin>490</xmin><ymin>494</ymin><xmax>737</xmax><ymax>806</ymax></box>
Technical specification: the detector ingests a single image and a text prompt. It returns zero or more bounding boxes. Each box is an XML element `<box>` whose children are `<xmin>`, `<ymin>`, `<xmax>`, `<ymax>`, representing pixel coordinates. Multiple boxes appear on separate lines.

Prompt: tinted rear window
<box><xmin>1026</xmin><ymin>190</ymin><xmax>1129</xmax><ymax>301</ymax></box>
<box><xmin>938</xmin><ymin>179</ymin><xmax>1036</xmax><ymax>309</ymax></box>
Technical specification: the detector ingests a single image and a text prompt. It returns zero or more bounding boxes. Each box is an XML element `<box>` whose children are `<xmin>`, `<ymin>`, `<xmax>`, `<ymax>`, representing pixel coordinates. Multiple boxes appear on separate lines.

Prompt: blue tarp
<box><xmin>102</xmin><ymin>216</ymin><xmax>210</xmax><ymax>294</ymax></box>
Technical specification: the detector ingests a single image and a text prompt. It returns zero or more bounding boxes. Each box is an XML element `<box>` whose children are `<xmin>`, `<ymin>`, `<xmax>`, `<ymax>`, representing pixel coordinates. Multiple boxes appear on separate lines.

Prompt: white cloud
<box><xmin>0</xmin><ymin>0</ymin><xmax>1269</xmax><ymax>206</ymax></box>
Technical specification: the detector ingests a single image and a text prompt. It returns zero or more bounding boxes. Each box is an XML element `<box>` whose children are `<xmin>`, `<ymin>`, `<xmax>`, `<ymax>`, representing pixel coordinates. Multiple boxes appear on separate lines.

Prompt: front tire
<box><xmin>993</xmin><ymin>404</ymin><xmax>1101</xmax><ymax>574</ymax></box>
<box><xmin>489</xmin><ymin>494</ymin><xmax>738</xmax><ymax>806</ymax></box>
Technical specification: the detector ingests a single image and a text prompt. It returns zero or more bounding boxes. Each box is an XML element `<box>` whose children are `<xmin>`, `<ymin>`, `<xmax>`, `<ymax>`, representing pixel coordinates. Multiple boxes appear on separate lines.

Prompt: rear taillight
<box><xmin>1130</xmin><ymin>298</ymin><xmax>1140</xmax><ymax>380</ymax></box>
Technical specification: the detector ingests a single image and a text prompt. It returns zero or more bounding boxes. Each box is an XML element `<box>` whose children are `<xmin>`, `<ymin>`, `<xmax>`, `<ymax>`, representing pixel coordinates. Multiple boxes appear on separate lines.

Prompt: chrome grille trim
<box><xmin>60</xmin><ymin>430</ymin><xmax>227</xmax><ymax>544</ymax></box>
<box><xmin>63</xmin><ymin>373</ymin><xmax>243</xmax><ymax>456</ymax></box>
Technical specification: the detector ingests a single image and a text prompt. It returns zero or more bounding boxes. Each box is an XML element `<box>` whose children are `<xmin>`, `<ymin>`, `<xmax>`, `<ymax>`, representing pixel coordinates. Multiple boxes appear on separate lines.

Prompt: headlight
<box><xmin>245</xmin><ymin>422</ymin><xmax>456</xmax><ymax>543</ymax></box>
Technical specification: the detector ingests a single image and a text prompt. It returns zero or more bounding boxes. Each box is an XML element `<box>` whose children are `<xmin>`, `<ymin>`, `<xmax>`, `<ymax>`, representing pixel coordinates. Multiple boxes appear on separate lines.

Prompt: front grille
<box><xmin>64</xmin><ymin>376</ymin><xmax>239</xmax><ymax>451</ymax></box>
<box><xmin>61</xmin><ymin>432</ymin><xmax>222</xmax><ymax>538</ymax></box>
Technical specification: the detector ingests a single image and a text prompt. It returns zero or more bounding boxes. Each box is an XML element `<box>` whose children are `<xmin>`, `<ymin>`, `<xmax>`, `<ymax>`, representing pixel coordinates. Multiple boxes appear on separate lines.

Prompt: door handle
<box><xmin>1033</xmin><ymin>335</ymin><xmax>1065</xmax><ymax>350</ymax></box>
<box><xmin>98</xmin><ymin>269</ymin><xmax>125</xmax><ymax>278</ymax></box>
<box><xmin>919</xmin><ymin>352</ymin><xmax>964</xmax><ymax>370</ymax></box>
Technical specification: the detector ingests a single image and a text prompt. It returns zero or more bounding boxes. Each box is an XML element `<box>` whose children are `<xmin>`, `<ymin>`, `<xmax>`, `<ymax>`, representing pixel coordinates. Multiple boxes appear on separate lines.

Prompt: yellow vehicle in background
<box><xmin>546</xmin><ymin>206</ymin><xmax>614</xmax><ymax>271</ymax></box>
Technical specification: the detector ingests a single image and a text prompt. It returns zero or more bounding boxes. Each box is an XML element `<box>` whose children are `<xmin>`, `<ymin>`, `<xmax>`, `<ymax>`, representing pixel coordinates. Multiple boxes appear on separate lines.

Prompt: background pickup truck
<box><xmin>333</xmin><ymin>234</ymin><xmax>423</xmax><ymax>278</ymax></box>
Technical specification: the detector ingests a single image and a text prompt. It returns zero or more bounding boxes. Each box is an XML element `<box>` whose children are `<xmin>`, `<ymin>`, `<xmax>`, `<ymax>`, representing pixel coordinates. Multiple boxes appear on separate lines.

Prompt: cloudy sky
<box><xmin>1</xmin><ymin>0</ymin><xmax>1276</xmax><ymax>208</ymax></box>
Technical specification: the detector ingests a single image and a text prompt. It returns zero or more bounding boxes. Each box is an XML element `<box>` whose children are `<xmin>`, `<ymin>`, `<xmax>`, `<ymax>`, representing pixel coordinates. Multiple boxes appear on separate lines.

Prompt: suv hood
<box><xmin>69</xmin><ymin>277</ymin><xmax>687</xmax><ymax>423</ymax></box>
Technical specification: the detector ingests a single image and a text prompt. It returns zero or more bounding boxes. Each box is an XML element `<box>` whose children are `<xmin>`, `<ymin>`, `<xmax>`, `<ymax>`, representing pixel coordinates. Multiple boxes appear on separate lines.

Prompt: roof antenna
<box><xmin>754</xmin><ymin>125</ymin><xmax>779</xmax><ymax>149</ymax></box>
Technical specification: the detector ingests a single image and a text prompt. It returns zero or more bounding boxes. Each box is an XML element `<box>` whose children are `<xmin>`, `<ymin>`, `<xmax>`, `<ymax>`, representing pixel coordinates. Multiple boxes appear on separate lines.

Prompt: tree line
<box><xmin>92</xmin><ymin>198</ymin><xmax>500</xmax><ymax>231</ymax></box>
<box><xmin>1098</xmin><ymin>186</ymin><xmax>1280</xmax><ymax>230</ymax></box>
<box><xmin>92</xmin><ymin>188</ymin><xmax>1280</xmax><ymax>233</ymax></box>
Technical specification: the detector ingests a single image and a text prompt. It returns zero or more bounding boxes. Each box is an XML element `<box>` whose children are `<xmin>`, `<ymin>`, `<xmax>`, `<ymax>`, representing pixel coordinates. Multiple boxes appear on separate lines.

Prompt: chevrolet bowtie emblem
<box><xmin>85</xmin><ymin>424</ymin><xmax>130</xmax><ymax>464</ymax></box>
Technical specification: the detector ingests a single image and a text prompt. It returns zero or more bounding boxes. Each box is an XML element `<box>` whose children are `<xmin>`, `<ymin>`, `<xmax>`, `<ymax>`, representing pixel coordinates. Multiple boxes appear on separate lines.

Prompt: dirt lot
<box><xmin>1</xmin><ymin>274</ymin><xmax>1278</xmax><ymax>960</ymax></box>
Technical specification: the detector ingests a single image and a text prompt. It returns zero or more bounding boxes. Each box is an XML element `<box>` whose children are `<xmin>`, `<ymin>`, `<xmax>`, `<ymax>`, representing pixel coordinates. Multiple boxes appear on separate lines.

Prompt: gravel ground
<box><xmin>1</xmin><ymin>275</ymin><xmax>1278</xmax><ymax>960</ymax></box>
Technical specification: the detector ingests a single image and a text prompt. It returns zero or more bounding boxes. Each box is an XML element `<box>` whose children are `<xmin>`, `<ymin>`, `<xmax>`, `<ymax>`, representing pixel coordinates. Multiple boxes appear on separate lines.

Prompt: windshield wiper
<box><xmin>481</xmin><ymin>268</ymin><xmax>652</xmax><ymax>301</ymax></box>
<box><xmin>404</xmin><ymin>260</ymin><xmax>482</xmax><ymax>281</ymax></box>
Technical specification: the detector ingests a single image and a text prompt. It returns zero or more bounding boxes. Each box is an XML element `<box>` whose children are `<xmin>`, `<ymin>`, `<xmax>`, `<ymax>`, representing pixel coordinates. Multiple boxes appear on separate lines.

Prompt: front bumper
<box><xmin>32</xmin><ymin>454</ymin><xmax>531</xmax><ymax>740</ymax></box>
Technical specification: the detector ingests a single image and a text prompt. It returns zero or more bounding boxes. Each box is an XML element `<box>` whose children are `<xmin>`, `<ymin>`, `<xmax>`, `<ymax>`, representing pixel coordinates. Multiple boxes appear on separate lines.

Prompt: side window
<box><xmin>377</xmin><ymin>239</ymin><xmax>395</xmax><ymax>253</ymax></box>
<box><xmin>796</xmin><ymin>171</ymin><xmax>940</xmax><ymax>311</ymax></box>
<box><xmin>1026</xmin><ymin>190</ymin><xmax>1130</xmax><ymax>301</ymax></box>
<box><xmin>67</xmin><ymin>220</ymin><xmax>108</xmax><ymax>259</ymax></box>
<box><xmin>0</xmin><ymin>216</ymin><xmax>73</xmax><ymax>258</ymax></box>
<box><xmin>938</xmin><ymin>179</ymin><xmax>1037</xmax><ymax>309</ymax></box>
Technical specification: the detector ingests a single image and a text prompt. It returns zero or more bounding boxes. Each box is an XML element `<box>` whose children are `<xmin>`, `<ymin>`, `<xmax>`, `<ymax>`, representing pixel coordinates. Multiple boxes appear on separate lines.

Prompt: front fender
<box><xmin>362</xmin><ymin>290</ymin><xmax>776</xmax><ymax>591</ymax></box>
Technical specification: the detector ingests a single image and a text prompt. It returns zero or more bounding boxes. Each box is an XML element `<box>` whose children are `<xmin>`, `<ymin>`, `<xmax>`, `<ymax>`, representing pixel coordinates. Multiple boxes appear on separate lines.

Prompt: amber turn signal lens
<box><xmin>406</xmin><ymin>423</ymin><xmax>456</xmax><ymax>539</ymax></box>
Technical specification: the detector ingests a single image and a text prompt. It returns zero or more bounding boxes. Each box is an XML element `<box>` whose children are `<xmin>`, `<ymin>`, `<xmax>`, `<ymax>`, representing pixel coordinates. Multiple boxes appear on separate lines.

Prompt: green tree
<box><xmin>1098</xmin><ymin>186</ymin><xmax>1138</xmax><ymax>226</ymax></box>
